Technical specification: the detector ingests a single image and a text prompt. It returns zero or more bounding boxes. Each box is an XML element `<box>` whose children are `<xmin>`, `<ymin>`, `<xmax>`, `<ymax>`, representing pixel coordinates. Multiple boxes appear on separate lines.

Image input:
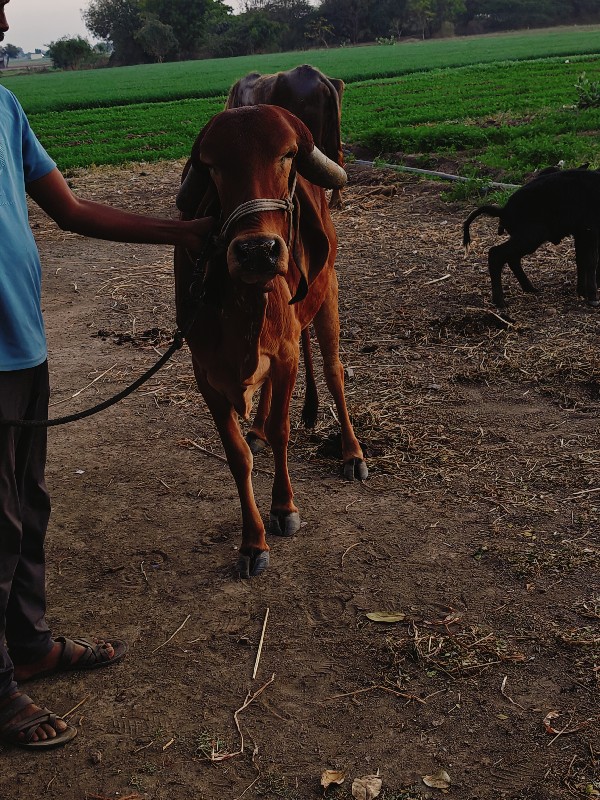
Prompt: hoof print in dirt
<box><xmin>269</xmin><ymin>511</ymin><xmax>301</xmax><ymax>537</ymax></box>
<box><xmin>238</xmin><ymin>550</ymin><xmax>270</xmax><ymax>579</ymax></box>
<box><xmin>343</xmin><ymin>458</ymin><xmax>369</xmax><ymax>480</ymax></box>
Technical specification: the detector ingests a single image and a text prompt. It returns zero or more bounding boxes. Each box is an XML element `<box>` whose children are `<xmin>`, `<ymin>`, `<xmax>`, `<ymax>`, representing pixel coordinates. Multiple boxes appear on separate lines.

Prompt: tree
<box><xmin>431</xmin><ymin>0</ymin><xmax>466</xmax><ymax>33</ymax></box>
<box><xmin>317</xmin><ymin>0</ymin><xmax>372</xmax><ymax>43</ymax></box>
<box><xmin>46</xmin><ymin>36</ymin><xmax>94</xmax><ymax>69</ymax></box>
<box><xmin>0</xmin><ymin>43</ymin><xmax>23</xmax><ymax>66</ymax></box>
<box><xmin>134</xmin><ymin>14</ymin><xmax>178</xmax><ymax>61</ymax></box>
<box><xmin>205</xmin><ymin>9</ymin><xmax>282</xmax><ymax>56</ymax></box>
<box><xmin>458</xmin><ymin>0</ymin><xmax>579</xmax><ymax>31</ymax></box>
<box><xmin>305</xmin><ymin>16</ymin><xmax>334</xmax><ymax>47</ymax></box>
<box><xmin>406</xmin><ymin>0</ymin><xmax>435</xmax><ymax>38</ymax></box>
<box><xmin>262</xmin><ymin>0</ymin><xmax>315</xmax><ymax>50</ymax></box>
<box><xmin>141</xmin><ymin>0</ymin><xmax>229</xmax><ymax>58</ymax></box>
<box><xmin>83</xmin><ymin>0</ymin><xmax>147</xmax><ymax>65</ymax></box>
<box><xmin>477</xmin><ymin>0</ymin><xmax>564</xmax><ymax>29</ymax></box>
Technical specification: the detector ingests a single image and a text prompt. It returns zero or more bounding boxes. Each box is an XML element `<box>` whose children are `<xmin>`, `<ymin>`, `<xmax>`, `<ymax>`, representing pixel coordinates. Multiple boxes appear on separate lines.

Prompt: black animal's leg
<box><xmin>574</xmin><ymin>230</ymin><xmax>600</xmax><ymax>306</ymax></box>
<box><xmin>508</xmin><ymin>258</ymin><xmax>537</xmax><ymax>294</ymax></box>
<box><xmin>488</xmin><ymin>243</ymin><xmax>509</xmax><ymax>308</ymax></box>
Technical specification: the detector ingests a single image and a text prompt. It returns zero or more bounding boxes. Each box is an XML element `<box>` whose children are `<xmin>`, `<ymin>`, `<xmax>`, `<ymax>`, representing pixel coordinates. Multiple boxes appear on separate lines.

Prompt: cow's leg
<box><xmin>194</xmin><ymin>371</ymin><xmax>269</xmax><ymax>578</ymax></box>
<box><xmin>301</xmin><ymin>326</ymin><xmax>319</xmax><ymax>428</ymax></box>
<box><xmin>246</xmin><ymin>379</ymin><xmax>271</xmax><ymax>455</ymax></box>
<box><xmin>574</xmin><ymin>230</ymin><xmax>600</xmax><ymax>306</ymax></box>
<box><xmin>312</xmin><ymin>275</ymin><xmax>368</xmax><ymax>480</ymax></box>
<box><xmin>329</xmin><ymin>189</ymin><xmax>343</xmax><ymax>210</ymax></box>
<box><xmin>265</xmin><ymin>360</ymin><xmax>301</xmax><ymax>537</ymax></box>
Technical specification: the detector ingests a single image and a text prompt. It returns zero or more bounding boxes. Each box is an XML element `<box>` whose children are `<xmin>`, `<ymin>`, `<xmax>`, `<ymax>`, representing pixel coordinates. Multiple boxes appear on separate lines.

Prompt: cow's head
<box><xmin>177</xmin><ymin>105</ymin><xmax>346</xmax><ymax>301</ymax></box>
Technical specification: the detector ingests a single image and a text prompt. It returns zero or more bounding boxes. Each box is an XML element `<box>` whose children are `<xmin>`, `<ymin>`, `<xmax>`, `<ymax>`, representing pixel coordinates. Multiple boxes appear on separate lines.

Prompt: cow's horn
<box><xmin>176</xmin><ymin>164</ymin><xmax>203</xmax><ymax>213</ymax></box>
<box><xmin>297</xmin><ymin>145</ymin><xmax>347</xmax><ymax>190</ymax></box>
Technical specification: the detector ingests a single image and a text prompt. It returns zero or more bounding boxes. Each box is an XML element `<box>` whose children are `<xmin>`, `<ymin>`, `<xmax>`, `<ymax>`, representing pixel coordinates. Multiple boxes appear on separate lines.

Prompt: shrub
<box><xmin>575</xmin><ymin>72</ymin><xmax>600</xmax><ymax>109</ymax></box>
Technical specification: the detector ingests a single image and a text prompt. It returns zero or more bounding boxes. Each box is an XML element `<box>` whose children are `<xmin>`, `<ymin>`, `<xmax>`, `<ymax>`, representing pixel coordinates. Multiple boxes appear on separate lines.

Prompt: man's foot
<box><xmin>0</xmin><ymin>691</ymin><xmax>77</xmax><ymax>748</ymax></box>
<box><xmin>13</xmin><ymin>636</ymin><xmax>128</xmax><ymax>683</ymax></box>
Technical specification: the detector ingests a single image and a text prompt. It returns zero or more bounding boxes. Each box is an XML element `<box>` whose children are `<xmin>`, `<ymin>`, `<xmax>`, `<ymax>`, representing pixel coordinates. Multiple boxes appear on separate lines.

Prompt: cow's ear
<box><xmin>176</xmin><ymin>121</ymin><xmax>215</xmax><ymax>214</ymax></box>
<box><xmin>176</xmin><ymin>161</ymin><xmax>211</xmax><ymax>214</ymax></box>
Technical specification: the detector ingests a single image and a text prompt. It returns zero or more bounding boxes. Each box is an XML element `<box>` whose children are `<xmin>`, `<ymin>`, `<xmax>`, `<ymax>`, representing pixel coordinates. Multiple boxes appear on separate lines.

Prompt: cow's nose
<box><xmin>234</xmin><ymin>237</ymin><xmax>281</xmax><ymax>272</ymax></box>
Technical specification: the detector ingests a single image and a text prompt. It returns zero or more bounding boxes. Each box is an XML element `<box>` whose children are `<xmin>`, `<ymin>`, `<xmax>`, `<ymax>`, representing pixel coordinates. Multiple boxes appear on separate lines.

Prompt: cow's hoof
<box><xmin>344</xmin><ymin>458</ymin><xmax>369</xmax><ymax>480</ymax></box>
<box><xmin>238</xmin><ymin>549</ymin><xmax>270</xmax><ymax>578</ymax></box>
<box><xmin>246</xmin><ymin>432</ymin><xmax>268</xmax><ymax>455</ymax></box>
<box><xmin>269</xmin><ymin>511</ymin><xmax>301</xmax><ymax>537</ymax></box>
<box><xmin>586</xmin><ymin>298</ymin><xmax>600</xmax><ymax>307</ymax></box>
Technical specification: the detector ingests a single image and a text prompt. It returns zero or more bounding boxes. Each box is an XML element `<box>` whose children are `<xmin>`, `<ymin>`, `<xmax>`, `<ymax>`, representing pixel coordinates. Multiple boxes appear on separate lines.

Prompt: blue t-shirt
<box><xmin>0</xmin><ymin>85</ymin><xmax>56</xmax><ymax>370</ymax></box>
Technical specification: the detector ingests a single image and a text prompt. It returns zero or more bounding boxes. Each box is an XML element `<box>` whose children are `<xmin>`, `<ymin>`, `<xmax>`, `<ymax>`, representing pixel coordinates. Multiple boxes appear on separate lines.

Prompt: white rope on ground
<box><xmin>352</xmin><ymin>158</ymin><xmax>520</xmax><ymax>190</ymax></box>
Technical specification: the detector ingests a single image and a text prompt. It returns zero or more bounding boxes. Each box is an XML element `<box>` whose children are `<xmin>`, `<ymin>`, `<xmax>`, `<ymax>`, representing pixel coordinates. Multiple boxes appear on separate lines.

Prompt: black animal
<box><xmin>463</xmin><ymin>168</ymin><xmax>600</xmax><ymax>308</ymax></box>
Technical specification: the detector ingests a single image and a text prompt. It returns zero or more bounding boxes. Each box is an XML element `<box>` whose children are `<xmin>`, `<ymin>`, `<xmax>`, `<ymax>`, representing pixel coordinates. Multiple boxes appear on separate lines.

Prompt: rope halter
<box><xmin>218</xmin><ymin>175</ymin><xmax>298</xmax><ymax>249</ymax></box>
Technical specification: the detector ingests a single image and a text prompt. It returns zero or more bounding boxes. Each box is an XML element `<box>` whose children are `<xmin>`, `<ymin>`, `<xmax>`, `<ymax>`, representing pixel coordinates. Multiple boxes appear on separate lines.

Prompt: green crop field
<box><xmin>2</xmin><ymin>25</ymin><xmax>600</xmax><ymax>183</ymax></box>
<box><xmin>2</xmin><ymin>25</ymin><xmax>600</xmax><ymax>114</ymax></box>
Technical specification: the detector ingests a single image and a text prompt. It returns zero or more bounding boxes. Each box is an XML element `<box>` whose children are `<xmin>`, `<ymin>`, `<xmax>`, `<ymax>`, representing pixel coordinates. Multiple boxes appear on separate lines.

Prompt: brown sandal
<box><xmin>0</xmin><ymin>692</ymin><xmax>77</xmax><ymax>749</ymax></box>
<box><xmin>16</xmin><ymin>636</ymin><xmax>128</xmax><ymax>682</ymax></box>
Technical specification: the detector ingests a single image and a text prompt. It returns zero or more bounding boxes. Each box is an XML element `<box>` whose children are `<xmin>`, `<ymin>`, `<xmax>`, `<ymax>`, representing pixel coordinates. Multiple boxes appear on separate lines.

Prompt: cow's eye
<box><xmin>283</xmin><ymin>150</ymin><xmax>296</xmax><ymax>161</ymax></box>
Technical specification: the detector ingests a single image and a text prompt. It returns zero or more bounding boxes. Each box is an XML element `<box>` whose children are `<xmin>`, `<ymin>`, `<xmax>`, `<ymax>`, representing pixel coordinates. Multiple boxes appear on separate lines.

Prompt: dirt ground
<box><xmin>1</xmin><ymin>162</ymin><xmax>597</xmax><ymax>800</ymax></box>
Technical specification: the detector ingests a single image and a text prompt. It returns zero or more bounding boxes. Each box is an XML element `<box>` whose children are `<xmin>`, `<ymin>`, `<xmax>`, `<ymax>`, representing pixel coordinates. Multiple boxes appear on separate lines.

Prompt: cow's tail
<box><xmin>321</xmin><ymin>75</ymin><xmax>344</xmax><ymax>167</ymax></box>
<box><xmin>224</xmin><ymin>83</ymin><xmax>238</xmax><ymax>109</ymax></box>
<box><xmin>463</xmin><ymin>205</ymin><xmax>503</xmax><ymax>255</ymax></box>
<box><xmin>301</xmin><ymin>327</ymin><xmax>319</xmax><ymax>428</ymax></box>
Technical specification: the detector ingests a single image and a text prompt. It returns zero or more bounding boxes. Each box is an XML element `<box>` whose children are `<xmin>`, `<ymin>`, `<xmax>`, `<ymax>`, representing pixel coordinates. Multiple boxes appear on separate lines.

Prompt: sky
<box><xmin>4</xmin><ymin>0</ymin><xmax>96</xmax><ymax>53</ymax></box>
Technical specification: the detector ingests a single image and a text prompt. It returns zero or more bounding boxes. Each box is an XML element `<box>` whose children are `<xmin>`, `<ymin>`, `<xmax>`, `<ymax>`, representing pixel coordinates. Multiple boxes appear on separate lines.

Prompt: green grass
<box><xmin>2</xmin><ymin>24</ymin><xmax>600</xmax><ymax>114</ymax></box>
<box><xmin>28</xmin><ymin>54</ymin><xmax>600</xmax><ymax>181</ymax></box>
<box><xmin>343</xmin><ymin>55</ymin><xmax>600</xmax><ymax>181</ymax></box>
<box><xmin>3</xmin><ymin>25</ymin><xmax>600</xmax><ymax>182</ymax></box>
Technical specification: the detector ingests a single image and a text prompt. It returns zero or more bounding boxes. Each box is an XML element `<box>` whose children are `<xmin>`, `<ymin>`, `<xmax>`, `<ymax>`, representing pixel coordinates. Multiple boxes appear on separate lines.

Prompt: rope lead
<box><xmin>0</xmin><ymin>332</ymin><xmax>185</xmax><ymax>429</ymax></box>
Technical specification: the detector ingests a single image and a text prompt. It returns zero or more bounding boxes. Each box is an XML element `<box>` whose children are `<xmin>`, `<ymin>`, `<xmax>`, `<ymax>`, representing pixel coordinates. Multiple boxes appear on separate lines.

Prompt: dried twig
<box><xmin>209</xmin><ymin>673</ymin><xmax>276</xmax><ymax>762</ymax></box>
<box><xmin>151</xmin><ymin>614</ymin><xmax>191</xmax><ymax>654</ymax></box>
<box><xmin>61</xmin><ymin>695</ymin><xmax>90</xmax><ymax>720</ymax></box>
<box><xmin>500</xmin><ymin>675</ymin><xmax>526</xmax><ymax>710</ymax></box>
<box><xmin>252</xmin><ymin>608</ymin><xmax>270</xmax><ymax>680</ymax></box>
<box><xmin>323</xmin><ymin>684</ymin><xmax>425</xmax><ymax>705</ymax></box>
<box><xmin>341</xmin><ymin>542</ymin><xmax>360</xmax><ymax>566</ymax></box>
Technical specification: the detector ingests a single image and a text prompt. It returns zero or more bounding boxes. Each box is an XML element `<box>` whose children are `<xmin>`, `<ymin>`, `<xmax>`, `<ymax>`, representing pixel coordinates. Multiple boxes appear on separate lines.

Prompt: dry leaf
<box><xmin>543</xmin><ymin>710</ymin><xmax>560</xmax><ymax>733</ymax></box>
<box><xmin>321</xmin><ymin>770</ymin><xmax>345</xmax><ymax>789</ymax></box>
<box><xmin>423</xmin><ymin>769</ymin><xmax>451</xmax><ymax>789</ymax></box>
<box><xmin>365</xmin><ymin>612</ymin><xmax>406</xmax><ymax>623</ymax></box>
<box><xmin>352</xmin><ymin>774</ymin><xmax>382</xmax><ymax>800</ymax></box>
<box><xmin>543</xmin><ymin>710</ymin><xmax>588</xmax><ymax>736</ymax></box>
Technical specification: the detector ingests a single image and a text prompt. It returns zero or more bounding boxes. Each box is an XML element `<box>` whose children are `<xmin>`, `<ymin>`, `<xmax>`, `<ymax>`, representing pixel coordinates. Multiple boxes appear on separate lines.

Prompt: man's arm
<box><xmin>26</xmin><ymin>168</ymin><xmax>214</xmax><ymax>251</ymax></box>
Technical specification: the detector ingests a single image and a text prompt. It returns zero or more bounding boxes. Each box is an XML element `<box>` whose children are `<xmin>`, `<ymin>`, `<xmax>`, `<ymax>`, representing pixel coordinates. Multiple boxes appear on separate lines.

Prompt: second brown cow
<box><xmin>226</xmin><ymin>64</ymin><xmax>345</xmax><ymax>209</ymax></box>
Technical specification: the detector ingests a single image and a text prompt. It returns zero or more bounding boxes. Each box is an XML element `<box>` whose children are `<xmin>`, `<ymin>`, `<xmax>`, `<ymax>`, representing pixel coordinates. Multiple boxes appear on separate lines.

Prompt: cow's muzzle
<box><xmin>228</xmin><ymin>234</ymin><xmax>288</xmax><ymax>287</ymax></box>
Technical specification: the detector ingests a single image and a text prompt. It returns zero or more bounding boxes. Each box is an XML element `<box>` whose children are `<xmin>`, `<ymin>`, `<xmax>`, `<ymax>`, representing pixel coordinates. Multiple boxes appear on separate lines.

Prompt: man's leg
<box><xmin>0</xmin><ymin>362</ymin><xmax>70</xmax><ymax>744</ymax></box>
<box><xmin>4</xmin><ymin>362</ymin><xmax>53</xmax><ymax>666</ymax></box>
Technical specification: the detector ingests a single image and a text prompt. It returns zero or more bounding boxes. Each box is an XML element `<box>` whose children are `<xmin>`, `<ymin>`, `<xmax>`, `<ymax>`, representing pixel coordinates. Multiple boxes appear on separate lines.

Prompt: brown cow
<box><xmin>226</xmin><ymin>64</ymin><xmax>345</xmax><ymax>209</ymax></box>
<box><xmin>175</xmin><ymin>105</ymin><xmax>367</xmax><ymax>578</ymax></box>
